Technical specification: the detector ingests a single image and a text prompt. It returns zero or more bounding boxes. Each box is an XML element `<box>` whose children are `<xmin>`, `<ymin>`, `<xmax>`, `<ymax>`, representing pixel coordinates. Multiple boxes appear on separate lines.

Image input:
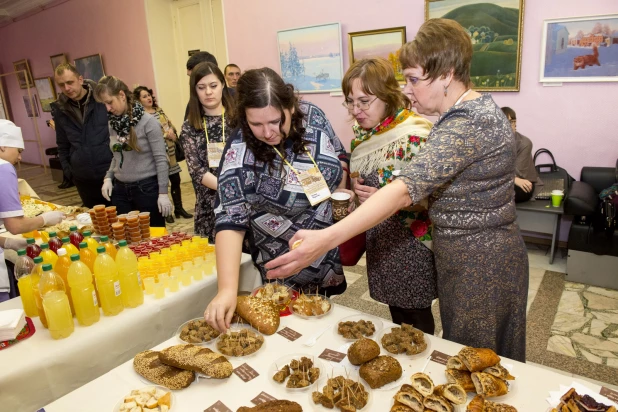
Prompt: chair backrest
<box><xmin>581</xmin><ymin>166</ymin><xmax>617</xmax><ymax>194</ymax></box>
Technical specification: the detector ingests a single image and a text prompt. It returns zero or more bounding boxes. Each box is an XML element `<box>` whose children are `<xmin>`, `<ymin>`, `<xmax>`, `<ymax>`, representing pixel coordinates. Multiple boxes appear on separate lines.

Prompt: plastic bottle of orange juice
<box><xmin>15</xmin><ymin>249</ymin><xmax>37</xmax><ymax>317</ymax></box>
<box><xmin>93</xmin><ymin>246</ymin><xmax>124</xmax><ymax>316</ymax></box>
<box><xmin>54</xmin><ymin>248</ymin><xmax>75</xmax><ymax>316</ymax></box>
<box><xmin>82</xmin><ymin>230</ymin><xmax>99</xmax><ymax>253</ymax></box>
<box><xmin>39</xmin><ymin>243</ymin><xmax>58</xmax><ymax>269</ymax></box>
<box><xmin>79</xmin><ymin>242</ymin><xmax>96</xmax><ymax>272</ymax></box>
<box><xmin>99</xmin><ymin>236</ymin><xmax>117</xmax><ymax>260</ymax></box>
<box><xmin>115</xmin><ymin>240</ymin><xmax>144</xmax><ymax>308</ymax></box>
<box><xmin>30</xmin><ymin>256</ymin><xmax>48</xmax><ymax>327</ymax></box>
<box><xmin>61</xmin><ymin>236</ymin><xmax>80</xmax><ymax>257</ymax></box>
<box><xmin>39</xmin><ymin>264</ymin><xmax>74</xmax><ymax>339</ymax></box>
<box><xmin>67</xmin><ymin>254</ymin><xmax>100</xmax><ymax>326</ymax></box>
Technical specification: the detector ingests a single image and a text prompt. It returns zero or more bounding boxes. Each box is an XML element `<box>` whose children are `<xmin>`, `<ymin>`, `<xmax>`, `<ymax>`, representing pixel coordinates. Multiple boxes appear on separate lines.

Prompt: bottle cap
<box><xmin>33</xmin><ymin>256</ymin><xmax>43</xmax><ymax>264</ymax></box>
<box><xmin>17</xmin><ymin>249</ymin><xmax>26</xmax><ymax>256</ymax></box>
<box><xmin>26</xmin><ymin>238</ymin><xmax>35</xmax><ymax>244</ymax></box>
<box><xmin>40</xmin><ymin>243</ymin><xmax>49</xmax><ymax>250</ymax></box>
<box><xmin>42</xmin><ymin>264</ymin><xmax>52</xmax><ymax>271</ymax></box>
<box><xmin>118</xmin><ymin>240</ymin><xmax>127</xmax><ymax>247</ymax></box>
<box><xmin>96</xmin><ymin>246</ymin><xmax>106</xmax><ymax>254</ymax></box>
<box><xmin>62</xmin><ymin>237</ymin><xmax>70</xmax><ymax>243</ymax></box>
<box><xmin>83</xmin><ymin>230</ymin><xmax>91</xmax><ymax>236</ymax></box>
<box><xmin>79</xmin><ymin>242</ymin><xmax>88</xmax><ymax>249</ymax></box>
<box><xmin>48</xmin><ymin>231</ymin><xmax>57</xmax><ymax>237</ymax></box>
<box><xmin>70</xmin><ymin>254</ymin><xmax>80</xmax><ymax>261</ymax></box>
<box><xmin>100</xmin><ymin>236</ymin><xmax>109</xmax><ymax>242</ymax></box>
<box><xmin>57</xmin><ymin>248</ymin><xmax>67</xmax><ymax>257</ymax></box>
<box><xmin>70</xmin><ymin>226</ymin><xmax>78</xmax><ymax>231</ymax></box>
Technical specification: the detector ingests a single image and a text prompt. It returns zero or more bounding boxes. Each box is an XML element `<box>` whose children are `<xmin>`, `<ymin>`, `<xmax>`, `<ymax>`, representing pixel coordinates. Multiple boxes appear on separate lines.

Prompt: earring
<box><xmin>444</xmin><ymin>86</ymin><xmax>448</xmax><ymax>97</ymax></box>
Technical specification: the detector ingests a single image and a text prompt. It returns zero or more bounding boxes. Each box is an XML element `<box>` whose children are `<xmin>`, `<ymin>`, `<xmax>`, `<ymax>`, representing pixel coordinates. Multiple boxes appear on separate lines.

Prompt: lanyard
<box><xmin>272</xmin><ymin>146</ymin><xmax>319</xmax><ymax>175</ymax></box>
<box><xmin>203</xmin><ymin>108</ymin><xmax>225</xmax><ymax>145</ymax></box>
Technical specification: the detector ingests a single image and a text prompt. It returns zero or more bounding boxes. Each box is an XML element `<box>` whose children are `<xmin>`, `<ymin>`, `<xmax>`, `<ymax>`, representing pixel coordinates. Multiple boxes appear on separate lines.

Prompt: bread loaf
<box><xmin>236</xmin><ymin>295</ymin><xmax>280</xmax><ymax>335</ymax></box>
<box><xmin>347</xmin><ymin>338</ymin><xmax>380</xmax><ymax>365</ymax></box>
<box><xmin>359</xmin><ymin>355</ymin><xmax>402</xmax><ymax>389</ymax></box>
<box><xmin>133</xmin><ymin>350</ymin><xmax>195</xmax><ymax>390</ymax></box>
<box><xmin>158</xmin><ymin>344</ymin><xmax>233</xmax><ymax>379</ymax></box>
<box><xmin>236</xmin><ymin>400</ymin><xmax>303</xmax><ymax>411</ymax></box>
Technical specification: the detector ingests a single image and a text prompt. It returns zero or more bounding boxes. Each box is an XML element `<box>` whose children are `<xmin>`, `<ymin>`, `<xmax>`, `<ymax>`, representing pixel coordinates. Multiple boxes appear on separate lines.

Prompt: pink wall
<box><xmin>0</xmin><ymin>0</ymin><xmax>155</xmax><ymax>165</ymax></box>
<box><xmin>223</xmin><ymin>0</ymin><xmax>618</xmax><ymax>179</ymax></box>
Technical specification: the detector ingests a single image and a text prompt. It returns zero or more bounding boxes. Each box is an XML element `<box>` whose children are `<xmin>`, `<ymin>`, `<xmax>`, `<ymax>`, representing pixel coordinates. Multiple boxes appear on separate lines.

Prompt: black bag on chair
<box><xmin>533</xmin><ymin>148</ymin><xmax>576</xmax><ymax>189</ymax></box>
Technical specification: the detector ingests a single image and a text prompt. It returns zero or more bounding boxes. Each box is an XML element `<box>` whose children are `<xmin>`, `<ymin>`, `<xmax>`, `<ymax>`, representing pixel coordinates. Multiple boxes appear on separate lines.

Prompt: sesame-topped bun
<box><xmin>235</xmin><ymin>295</ymin><xmax>280</xmax><ymax>335</ymax></box>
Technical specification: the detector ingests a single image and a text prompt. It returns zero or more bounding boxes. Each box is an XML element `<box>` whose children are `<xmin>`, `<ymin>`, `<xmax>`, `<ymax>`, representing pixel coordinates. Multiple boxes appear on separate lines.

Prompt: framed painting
<box><xmin>74</xmin><ymin>54</ymin><xmax>105</xmax><ymax>82</ymax></box>
<box><xmin>348</xmin><ymin>27</ymin><xmax>407</xmax><ymax>83</ymax></box>
<box><xmin>425</xmin><ymin>0</ymin><xmax>525</xmax><ymax>91</ymax></box>
<box><xmin>34</xmin><ymin>77</ymin><xmax>57</xmax><ymax>112</ymax></box>
<box><xmin>23</xmin><ymin>95</ymin><xmax>39</xmax><ymax>118</ymax></box>
<box><xmin>0</xmin><ymin>80</ymin><xmax>10</xmax><ymax>120</ymax></box>
<box><xmin>277</xmin><ymin>22</ymin><xmax>343</xmax><ymax>93</ymax></box>
<box><xmin>50</xmin><ymin>53</ymin><xmax>68</xmax><ymax>73</ymax></box>
<box><xmin>13</xmin><ymin>59</ymin><xmax>34</xmax><ymax>89</ymax></box>
<box><xmin>540</xmin><ymin>14</ymin><xmax>618</xmax><ymax>83</ymax></box>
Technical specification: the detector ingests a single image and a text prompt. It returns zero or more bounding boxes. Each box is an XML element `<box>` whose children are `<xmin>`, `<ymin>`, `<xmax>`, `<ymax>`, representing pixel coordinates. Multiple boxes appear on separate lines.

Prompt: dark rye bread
<box><xmin>347</xmin><ymin>338</ymin><xmax>380</xmax><ymax>365</ymax></box>
<box><xmin>359</xmin><ymin>355</ymin><xmax>402</xmax><ymax>389</ymax></box>
<box><xmin>159</xmin><ymin>344</ymin><xmax>233</xmax><ymax>379</ymax></box>
<box><xmin>236</xmin><ymin>400</ymin><xmax>303</xmax><ymax>411</ymax></box>
<box><xmin>133</xmin><ymin>350</ymin><xmax>195</xmax><ymax>389</ymax></box>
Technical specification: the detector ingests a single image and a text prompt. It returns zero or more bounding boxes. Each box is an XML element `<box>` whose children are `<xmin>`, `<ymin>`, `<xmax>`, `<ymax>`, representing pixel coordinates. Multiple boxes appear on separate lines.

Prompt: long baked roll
<box><xmin>471</xmin><ymin>372</ymin><xmax>509</xmax><ymax>397</ymax></box>
<box><xmin>434</xmin><ymin>383</ymin><xmax>467</xmax><ymax>405</ymax></box>
<box><xmin>458</xmin><ymin>347</ymin><xmax>501</xmax><ymax>372</ymax></box>
<box><xmin>445</xmin><ymin>369</ymin><xmax>476</xmax><ymax>392</ymax></box>
<box><xmin>483</xmin><ymin>363</ymin><xmax>515</xmax><ymax>380</ymax></box>
<box><xmin>159</xmin><ymin>344</ymin><xmax>233</xmax><ymax>379</ymax></box>
<box><xmin>466</xmin><ymin>395</ymin><xmax>485</xmax><ymax>412</ymax></box>
<box><xmin>410</xmin><ymin>372</ymin><xmax>434</xmax><ymax>397</ymax></box>
<box><xmin>394</xmin><ymin>384</ymin><xmax>425</xmax><ymax>412</ymax></box>
<box><xmin>446</xmin><ymin>355</ymin><xmax>468</xmax><ymax>371</ymax></box>
<box><xmin>423</xmin><ymin>394</ymin><xmax>453</xmax><ymax>412</ymax></box>
<box><xmin>133</xmin><ymin>350</ymin><xmax>195</xmax><ymax>390</ymax></box>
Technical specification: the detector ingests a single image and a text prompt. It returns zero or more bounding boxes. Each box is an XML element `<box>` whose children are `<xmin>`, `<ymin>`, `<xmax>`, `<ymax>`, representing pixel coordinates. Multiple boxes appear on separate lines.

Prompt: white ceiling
<box><xmin>0</xmin><ymin>0</ymin><xmax>66</xmax><ymax>28</ymax></box>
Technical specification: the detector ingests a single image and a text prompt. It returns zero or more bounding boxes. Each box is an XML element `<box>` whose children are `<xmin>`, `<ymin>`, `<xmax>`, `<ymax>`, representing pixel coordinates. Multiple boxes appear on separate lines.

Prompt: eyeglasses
<box><xmin>342</xmin><ymin>97</ymin><xmax>378</xmax><ymax>112</ymax></box>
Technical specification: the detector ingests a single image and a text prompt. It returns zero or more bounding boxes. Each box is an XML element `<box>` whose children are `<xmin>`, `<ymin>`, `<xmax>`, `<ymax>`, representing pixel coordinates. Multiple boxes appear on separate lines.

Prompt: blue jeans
<box><xmin>112</xmin><ymin>176</ymin><xmax>165</xmax><ymax>227</ymax></box>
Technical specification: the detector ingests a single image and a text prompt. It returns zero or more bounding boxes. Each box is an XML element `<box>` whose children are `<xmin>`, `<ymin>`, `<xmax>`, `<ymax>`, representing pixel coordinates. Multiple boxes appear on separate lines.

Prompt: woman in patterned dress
<box><xmin>179</xmin><ymin>62</ymin><xmax>235</xmax><ymax>241</ymax></box>
<box><xmin>343</xmin><ymin>58</ymin><xmax>437</xmax><ymax>333</ymax></box>
<box><xmin>267</xmin><ymin>19</ymin><xmax>529</xmax><ymax>361</ymax></box>
<box><xmin>204</xmin><ymin>68</ymin><xmax>349</xmax><ymax>332</ymax></box>
<box><xmin>133</xmin><ymin>86</ymin><xmax>193</xmax><ymax>224</ymax></box>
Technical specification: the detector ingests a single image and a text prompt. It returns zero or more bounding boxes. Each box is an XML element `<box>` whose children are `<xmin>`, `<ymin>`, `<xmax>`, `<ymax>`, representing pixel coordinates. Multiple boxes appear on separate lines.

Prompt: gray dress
<box><xmin>398</xmin><ymin>94</ymin><xmax>528</xmax><ymax>361</ymax></box>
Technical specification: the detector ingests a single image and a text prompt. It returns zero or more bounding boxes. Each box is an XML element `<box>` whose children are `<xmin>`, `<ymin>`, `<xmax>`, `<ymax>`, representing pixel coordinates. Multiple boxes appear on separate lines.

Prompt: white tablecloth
<box><xmin>44</xmin><ymin>304</ymin><xmax>603</xmax><ymax>412</ymax></box>
<box><xmin>0</xmin><ymin>254</ymin><xmax>260</xmax><ymax>412</ymax></box>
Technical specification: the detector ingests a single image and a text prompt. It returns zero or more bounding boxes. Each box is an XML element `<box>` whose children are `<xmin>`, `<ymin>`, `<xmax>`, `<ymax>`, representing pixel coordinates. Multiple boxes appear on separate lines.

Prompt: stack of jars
<box><xmin>138</xmin><ymin>212</ymin><xmax>150</xmax><ymax>241</ymax></box>
<box><xmin>111</xmin><ymin>221</ymin><xmax>126</xmax><ymax>241</ymax></box>
<box><xmin>92</xmin><ymin>205</ymin><xmax>110</xmax><ymax>237</ymax></box>
<box><xmin>126</xmin><ymin>215</ymin><xmax>141</xmax><ymax>244</ymax></box>
<box><xmin>106</xmin><ymin>206</ymin><xmax>118</xmax><ymax>227</ymax></box>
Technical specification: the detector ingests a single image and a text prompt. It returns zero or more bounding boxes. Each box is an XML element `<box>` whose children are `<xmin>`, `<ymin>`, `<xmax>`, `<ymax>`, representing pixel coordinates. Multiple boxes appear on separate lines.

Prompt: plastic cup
<box><xmin>143</xmin><ymin>277</ymin><xmax>155</xmax><ymax>295</ymax></box>
<box><xmin>159</xmin><ymin>273</ymin><xmax>169</xmax><ymax>288</ymax></box>
<box><xmin>180</xmin><ymin>271</ymin><xmax>192</xmax><ymax>286</ymax></box>
<box><xmin>153</xmin><ymin>282</ymin><xmax>165</xmax><ymax>299</ymax></box>
<box><xmin>168</xmin><ymin>275</ymin><xmax>180</xmax><ymax>292</ymax></box>
<box><xmin>551</xmin><ymin>191</ymin><xmax>564</xmax><ymax>207</ymax></box>
<box><xmin>193</xmin><ymin>266</ymin><xmax>203</xmax><ymax>281</ymax></box>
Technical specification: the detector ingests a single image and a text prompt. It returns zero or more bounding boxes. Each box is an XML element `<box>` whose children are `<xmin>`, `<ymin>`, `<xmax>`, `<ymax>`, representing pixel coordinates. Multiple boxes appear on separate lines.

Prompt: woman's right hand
<box><xmin>354</xmin><ymin>178</ymin><xmax>378</xmax><ymax>204</ymax></box>
<box><xmin>204</xmin><ymin>289</ymin><xmax>237</xmax><ymax>332</ymax></box>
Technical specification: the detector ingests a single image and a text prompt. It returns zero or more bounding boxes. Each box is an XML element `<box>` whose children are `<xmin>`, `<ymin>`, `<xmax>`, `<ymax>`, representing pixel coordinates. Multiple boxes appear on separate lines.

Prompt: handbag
<box><xmin>174</xmin><ymin>140</ymin><xmax>186</xmax><ymax>162</ymax></box>
<box><xmin>338</xmin><ymin>232</ymin><xmax>366</xmax><ymax>266</ymax></box>
<box><xmin>533</xmin><ymin>148</ymin><xmax>575</xmax><ymax>189</ymax></box>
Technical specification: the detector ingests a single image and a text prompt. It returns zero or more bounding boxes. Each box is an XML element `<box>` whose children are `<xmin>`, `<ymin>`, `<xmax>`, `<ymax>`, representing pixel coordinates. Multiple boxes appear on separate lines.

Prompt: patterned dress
<box><xmin>214</xmin><ymin>101</ymin><xmax>347</xmax><ymax>292</ymax></box>
<box><xmin>180</xmin><ymin>114</ymin><xmax>231</xmax><ymax>240</ymax></box>
<box><xmin>398</xmin><ymin>94</ymin><xmax>528</xmax><ymax>361</ymax></box>
<box><xmin>350</xmin><ymin>109</ymin><xmax>437</xmax><ymax>309</ymax></box>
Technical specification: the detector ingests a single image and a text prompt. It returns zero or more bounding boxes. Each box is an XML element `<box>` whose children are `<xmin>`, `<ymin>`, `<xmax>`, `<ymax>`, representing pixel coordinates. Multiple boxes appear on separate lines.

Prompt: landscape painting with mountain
<box><xmin>426</xmin><ymin>0</ymin><xmax>524</xmax><ymax>91</ymax></box>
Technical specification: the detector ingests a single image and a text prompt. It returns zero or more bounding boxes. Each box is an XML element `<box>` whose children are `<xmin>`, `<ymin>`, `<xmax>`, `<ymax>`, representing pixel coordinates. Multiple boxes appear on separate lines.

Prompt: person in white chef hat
<box><xmin>0</xmin><ymin>119</ymin><xmax>65</xmax><ymax>302</ymax></box>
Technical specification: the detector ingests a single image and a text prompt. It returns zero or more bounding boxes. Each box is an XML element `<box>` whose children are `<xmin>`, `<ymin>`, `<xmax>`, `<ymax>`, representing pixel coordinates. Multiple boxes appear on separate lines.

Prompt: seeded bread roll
<box><xmin>359</xmin><ymin>355</ymin><xmax>402</xmax><ymax>389</ymax></box>
<box><xmin>236</xmin><ymin>295</ymin><xmax>280</xmax><ymax>335</ymax></box>
<box><xmin>347</xmin><ymin>338</ymin><xmax>380</xmax><ymax>365</ymax></box>
<box><xmin>236</xmin><ymin>400</ymin><xmax>303</xmax><ymax>411</ymax></box>
<box><xmin>133</xmin><ymin>350</ymin><xmax>195</xmax><ymax>390</ymax></box>
<box><xmin>158</xmin><ymin>344</ymin><xmax>233</xmax><ymax>379</ymax></box>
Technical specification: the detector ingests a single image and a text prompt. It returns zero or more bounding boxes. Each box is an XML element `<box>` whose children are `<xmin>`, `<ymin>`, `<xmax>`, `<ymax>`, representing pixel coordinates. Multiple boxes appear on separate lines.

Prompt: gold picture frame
<box><xmin>50</xmin><ymin>53</ymin><xmax>68</xmax><ymax>73</ymax></box>
<box><xmin>348</xmin><ymin>27</ymin><xmax>407</xmax><ymax>83</ymax></box>
<box><xmin>425</xmin><ymin>0</ymin><xmax>525</xmax><ymax>91</ymax></box>
<box><xmin>13</xmin><ymin>59</ymin><xmax>34</xmax><ymax>89</ymax></box>
<box><xmin>0</xmin><ymin>79</ymin><xmax>11</xmax><ymax>120</ymax></box>
<box><xmin>34</xmin><ymin>77</ymin><xmax>57</xmax><ymax>112</ymax></box>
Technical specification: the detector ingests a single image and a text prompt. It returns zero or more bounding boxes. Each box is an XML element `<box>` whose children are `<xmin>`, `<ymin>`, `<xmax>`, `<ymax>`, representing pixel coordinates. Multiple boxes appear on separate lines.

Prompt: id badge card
<box><xmin>297</xmin><ymin>166</ymin><xmax>331</xmax><ymax>206</ymax></box>
<box><xmin>207</xmin><ymin>142</ymin><xmax>225</xmax><ymax>166</ymax></box>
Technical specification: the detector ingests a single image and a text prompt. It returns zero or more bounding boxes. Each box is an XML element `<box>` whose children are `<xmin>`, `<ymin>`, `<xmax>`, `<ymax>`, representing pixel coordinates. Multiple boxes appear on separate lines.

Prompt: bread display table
<box><xmin>43</xmin><ymin>303</ymin><xmax>605</xmax><ymax>412</ymax></box>
<box><xmin>0</xmin><ymin>253</ymin><xmax>259</xmax><ymax>412</ymax></box>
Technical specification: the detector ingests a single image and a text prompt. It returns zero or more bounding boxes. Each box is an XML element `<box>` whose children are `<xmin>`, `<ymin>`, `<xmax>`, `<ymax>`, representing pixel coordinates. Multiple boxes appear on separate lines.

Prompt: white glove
<box><xmin>3</xmin><ymin>237</ymin><xmax>28</xmax><ymax>251</ymax></box>
<box><xmin>101</xmin><ymin>178</ymin><xmax>113</xmax><ymax>201</ymax></box>
<box><xmin>157</xmin><ymin>194</ymin><xmax>173</xmax><ymax>217</ymax></box>
<box><xmin>40</xmin><ymin>211</ymin><xmax>66</xmax><ymax>227</ymax></box>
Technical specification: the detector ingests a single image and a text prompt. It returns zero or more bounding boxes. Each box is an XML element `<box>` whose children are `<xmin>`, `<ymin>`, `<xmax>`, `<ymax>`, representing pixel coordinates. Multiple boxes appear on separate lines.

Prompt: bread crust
<box><xmin>347</xmin><ymin>338</ymin><xmax>380</xmax><ymax>365</ymax></box>
<box><xmin>236</xmin><ymin>295</ymin><xmax>280</xmax><ymax>335</ymax></box>
<box><xmin>133</xmin><ymin>350</ymin><xmax>195</xmax><ymax>390</ymax></box>
<box><xmin>236</xmin><ymin>399</ymin><xmax>303</xmax><ymax>411</ymax></box>
<box><xmin>359</xmin><ymin>355</ymin><xmax>402</xmax><ymax>389</ymax></box>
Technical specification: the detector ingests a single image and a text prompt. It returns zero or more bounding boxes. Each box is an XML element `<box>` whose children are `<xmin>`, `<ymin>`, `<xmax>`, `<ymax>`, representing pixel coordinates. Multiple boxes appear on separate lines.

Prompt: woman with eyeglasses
<box><xmin>179</xmin><ymin>62</ymin><xmax>235</xmax><ymax>241</ymax></box>
<box><xmin>95</xmin><ymin>76</ymin><xmax>172</xmax><ymax>227</ymax></box>
<box><xmin>342</xmin><ymin>58</ymin><xmax>437</xmax><ymax>333</ymax></box>
<box><xmin>266</xmin><ymin>19</ymin><xmax>529</xmax><ymax>362</ymax></box>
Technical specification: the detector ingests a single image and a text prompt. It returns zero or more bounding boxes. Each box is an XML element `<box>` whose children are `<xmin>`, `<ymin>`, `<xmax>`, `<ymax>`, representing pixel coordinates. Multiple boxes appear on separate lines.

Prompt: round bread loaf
<box><xmin>347</xmin><ymin>338</ymin><xmax>380</xmax><ymax>365</ymax></box>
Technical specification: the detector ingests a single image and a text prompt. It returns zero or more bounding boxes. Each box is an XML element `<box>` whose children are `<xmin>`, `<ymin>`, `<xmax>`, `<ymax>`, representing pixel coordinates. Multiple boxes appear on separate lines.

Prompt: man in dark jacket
<box><xmin>51</xmin><ymin>63</ymin><xmax>112</xmax><ymax>207</ymax></box>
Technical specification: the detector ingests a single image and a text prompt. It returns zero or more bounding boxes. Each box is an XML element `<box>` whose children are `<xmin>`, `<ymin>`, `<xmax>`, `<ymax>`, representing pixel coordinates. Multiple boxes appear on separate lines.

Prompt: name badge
<box><xmin>296</xmin><ymin>166</ymin><xmax>331</xmax><ymax>206</ymax></box>
<box><xmin>207</xmin><ymin>142</ymin><xmax>225</xmax><ymax>167</ymax></box>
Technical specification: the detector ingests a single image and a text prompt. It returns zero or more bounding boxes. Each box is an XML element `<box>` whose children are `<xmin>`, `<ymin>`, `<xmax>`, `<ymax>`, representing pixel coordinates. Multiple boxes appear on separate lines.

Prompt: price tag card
<box><xmin>233</xmin><ymin>363</ymin><xmax>259</xmax><ymax>382</ymax></box>
<box><xmin>600</xmin><ymin>387</ymin><xmax>618</xmax><ymax>403</ymax></box>
<box><xmin>318</xmin><ymin>348</ymin><xmax>346</xmax><ymax>363</ymax></box>
<box><xmin>429</xmin><ymin>350</ymin><xmax>451</xmax><ymax>365</ymax></box>
<box><xmin>251</xmin><ymin>391</ymin><xmax>277</xmax><ymax>405</ymax></box>
<box><xmin>277</xmin><ymin>327</ymin><xmax>302</xmax><ymax>341</ymax></box>
<box><xmin>204</xmin><ymin>401</ymin><xmax>232</xmax><ymax>412</ymax></box>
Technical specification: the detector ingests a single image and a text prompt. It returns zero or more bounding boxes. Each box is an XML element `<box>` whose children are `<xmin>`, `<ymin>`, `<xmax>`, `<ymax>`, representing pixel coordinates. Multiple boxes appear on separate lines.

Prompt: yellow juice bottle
<box><xmin>61</xmin><ymin>236</ymin><xmax>80</xmax><ymax>257</ymax></box>
<box><xmin>93</xmin><ymin>246</ymin><xmax>124</xmax><ymax>316</ymax></box>
<box><xmin>54</xmin><ymin>248</ymin><xmax>75</xmax><ymax>315</ymax></box>
<box><xmin>115</xmin><ymin>240</ymin><xmax>144</xmax><ymax>308</ymax></box>
<box><xmin>39</xmin><ymin>243</ymin><xmax>58</xmax><ymax>269</ymax></box>
<box><xmin>15</xmin><ymin>249</ymin><xmax>38</xmax><ymax>317</ymax></box>
<box><xmin>67</xmin><ymin>254</ymin><xmax>100</xmax><ymax>326</ymax></box>
<box><xmin>39</xmin><ymin>264</ymin><xmax>74</xmax><ymax>339</ymax></box>
<box><xmin>99</xmin><ymin>236</ymin><xmax>117</xmax><ymax>260</ymax></box>
<box><xmin>82</xmin><ymin>230</ymin><xmax>99</xmax><ymax>253</ymax></box>
<box><xmin>79</xmin><ymin>242</ymin><xmax>99</xmax><ymax>305</ymax></box>
<box><xmin>30</xmin><ymin>256</ymin><xmax>48</xmax><ymax>327</ymax></box>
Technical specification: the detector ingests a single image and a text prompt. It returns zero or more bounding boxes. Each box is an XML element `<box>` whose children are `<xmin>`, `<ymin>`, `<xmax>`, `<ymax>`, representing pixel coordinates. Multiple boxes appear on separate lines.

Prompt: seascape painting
<box><xmin>541</xmin><ymin>14</ymin><xmax>618</xmax><ymax>83</ymax></box>
<box><xmin>348</xmin><ymin>27</ymin><xmax>406</xmax><ymax>82</ymax></box>
<box><xmin>277</xmin><ymin>23</ymin><xmax>343</xmax><ymax>93</ymax></box>
<box><xmin>426</xmin><ymin>0</ymin><xmax>524</xmax><ymax>91</ymax></box>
